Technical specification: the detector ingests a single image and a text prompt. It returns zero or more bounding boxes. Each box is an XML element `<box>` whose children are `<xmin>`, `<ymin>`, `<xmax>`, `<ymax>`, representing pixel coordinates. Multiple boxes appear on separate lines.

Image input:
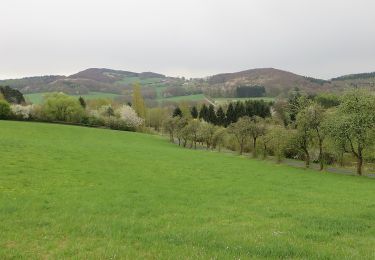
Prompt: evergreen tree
<box><xmin>207</xmin><ymin>104</ymin><xmax>217</xmax><ymax>124</ymax></box>
<box><xmin>216</xmin><ymin>106</ymin><xmax>226</xmax><ymax>126</ymax></box>
<box><xmin>78</xmin><ymin>96</ymin><xmax>86</xmax><ymax>109</ymax></box>
<box><xmin>132</xmin><ymin>82</ymin><xmax>146</xmax><ymax>119</ymax></box>
<box><xmin>172</xmin><ymin>106</ymin><xmax>183</xmax><ymax>117</ymax></box>
<box><xmin>190</xmin><ymin>106</ymin><xmax>198</xmax><ymax>118</ymax></box>
<box><xmin>199</xmin><ymin>104</ymin><xmax>208</xmax><ymax>120</ymax></box>
<box><xmin>226</xmin><ymin>103</ymin><xmax>236</xmax><ymax>125</ymax></box>
<box><xmin>234</xmin><ymin>101</ymin><xmax>245</xmax><ymax>121</ymax></box>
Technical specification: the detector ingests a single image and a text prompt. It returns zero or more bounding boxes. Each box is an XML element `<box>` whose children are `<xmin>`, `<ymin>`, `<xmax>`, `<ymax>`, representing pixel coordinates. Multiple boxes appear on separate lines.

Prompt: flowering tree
<box><xmin>11</xmin><ymin>104</ymin><xmax>34</xmax><ymax>119</ymax></box>
<box><xmin>117</xmin><ymin>105</ymin><xmax>144</xmax><ymax>128</ymax></box>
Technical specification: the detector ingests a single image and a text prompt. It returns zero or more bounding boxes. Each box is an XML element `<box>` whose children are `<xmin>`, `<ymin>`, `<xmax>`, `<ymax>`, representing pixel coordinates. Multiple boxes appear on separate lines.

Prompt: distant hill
<box><xmin>0</xmin><ymin>68</ymin><xmax>174</xmax><ymax>95</ymax></box>
<box><xmin>1</xmin><ymin>67</ymin><xmax>374</xmax><ymax>98</ymax></box>
<box><xmin>205</xmin><ymin>68</ymin><xmax>331</xmax><ymax>97</ymax></box>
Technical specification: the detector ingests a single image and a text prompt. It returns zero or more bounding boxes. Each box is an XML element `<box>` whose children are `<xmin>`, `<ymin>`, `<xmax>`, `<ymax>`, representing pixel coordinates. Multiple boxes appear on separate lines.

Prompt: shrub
<box><xmin>117</xmin><ymin>105</ymin><xmax>144</xmax><ymax>129</ymax></box>
<box><xmin>11</xmin><ymin>104</ymin><xmax>34</xmax><ymax>120</ymax></box>
<box><xmin>41</xmin><ymin>93</ymin><xmax>84</xmax><ymax>122</ymax></box>
<box><xmin>0</xmin><ymin>100</ymin><xmax>11</xmax><ymax>119</ymax></box>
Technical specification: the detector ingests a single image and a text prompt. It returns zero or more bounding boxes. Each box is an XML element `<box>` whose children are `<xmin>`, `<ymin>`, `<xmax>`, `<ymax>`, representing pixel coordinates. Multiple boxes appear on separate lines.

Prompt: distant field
<box><xmin>213</xmin><ymin>97</ymin><xmax>275</xmax><ymax>104</ymax></box>
<box><xmin>1</xmin><ymin>121</ymin><xmax>375</xmax><ymax>258</ymax></box>
<box><xmin>158</xmin><ymin>94</ymin><xmax>206</xmax><ymax>102</ymax></box>
<box><xmin>25</xmin><ymin>92</ymin><xmax>120</xmax><ymax>104</ymax></box>
<box><xmin>115</xmin><ymin>77</ymin><xmax>164</xmax><ymax>86</ymax></box>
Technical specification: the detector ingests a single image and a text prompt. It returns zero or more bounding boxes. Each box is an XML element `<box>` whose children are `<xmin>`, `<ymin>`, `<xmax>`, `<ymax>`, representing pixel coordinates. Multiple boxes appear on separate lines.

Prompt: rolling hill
<box><xmin>1</xmin><ymin>68</ymin><xmax>375</xmax><ymax>100</ymax></box>
<box><xmin>205</xmin><ymin>68</ymin><xmax>375</xmax><ymax>97</ymax></box>
<box><xmin>0</xmin><ymin>68</ymin><xmax>182</xmax><ymax>95</ymax></box>
<box><xmin>205</xmin><ymin>68</ymin><xmax>330</xmax><ymax>97</ymax></box>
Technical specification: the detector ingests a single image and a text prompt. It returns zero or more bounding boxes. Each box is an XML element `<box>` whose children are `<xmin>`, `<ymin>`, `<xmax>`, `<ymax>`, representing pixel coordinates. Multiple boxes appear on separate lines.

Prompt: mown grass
<box><xmin>25</xmin><ymin>92</ymin><xmax>120</xmax><ymax>104</ymax></box>
<box><xmin>1</xmin><ymin>121</ymin><xmax>375</xmax><ymax>259</ymax></box>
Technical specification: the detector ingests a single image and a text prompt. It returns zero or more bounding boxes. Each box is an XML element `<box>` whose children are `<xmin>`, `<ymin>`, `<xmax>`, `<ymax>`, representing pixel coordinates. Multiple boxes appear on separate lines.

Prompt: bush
<box><xmin>10</xmin><ymin>104</ymin><xmax>34</xmax><ymax>120</ymax></box>
<box><xmin>41</xmin><ymin>93</ymin><xmax>85</xmax><ymax>122</ymax></box>
<box><xmin>0</xmin><ymin>100</ymin><xmax>11</xmax><ymax>119</ymax></box>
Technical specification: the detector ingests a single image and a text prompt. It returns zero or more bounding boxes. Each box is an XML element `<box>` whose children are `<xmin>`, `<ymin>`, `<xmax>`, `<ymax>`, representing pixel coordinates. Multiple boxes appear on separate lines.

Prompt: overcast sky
<box><xmin>1</xmin><ymin>0</ymin><xmax>375</xmax><ymax>79</ymax></box>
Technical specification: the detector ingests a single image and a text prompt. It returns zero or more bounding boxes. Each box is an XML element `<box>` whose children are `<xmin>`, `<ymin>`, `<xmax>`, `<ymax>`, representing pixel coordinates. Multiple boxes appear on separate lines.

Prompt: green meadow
<box><xmin>1</xmin><ymin>121</ymin><xmax>375</xmax><ymax>259</ymax></box>
<box><xmin>213</xmin><ymin>97</ymin><xmax>275</xmax><ymax>104</ymax></box>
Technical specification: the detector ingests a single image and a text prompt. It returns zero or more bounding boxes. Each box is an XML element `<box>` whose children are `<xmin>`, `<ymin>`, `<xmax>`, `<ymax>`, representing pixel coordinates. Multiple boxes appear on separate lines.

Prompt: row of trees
<box><xmin>163</xmin><ymin>89</ymin><xmax>375</xmax><ymax>175</ymax></box>
<box><xmin>0</xmin><ymin>90</ymin><xmax>145</xmax><ymax>131</ymax></box>
<box><xmin>172</xmin><ymin>100</ymin><xmax>271</xmax><ymax>127</ymax></box>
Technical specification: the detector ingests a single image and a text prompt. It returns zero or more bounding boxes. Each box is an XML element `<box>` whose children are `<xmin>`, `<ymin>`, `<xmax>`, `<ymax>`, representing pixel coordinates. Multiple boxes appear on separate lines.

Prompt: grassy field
<box><xmin>1</xmin><ymin>121</ymin><xmax>375</xmax><ymax>258</ymax></box>
<box><xmin>158</xmin><ymin>94</ymin><xmax>206</xmax><ymax>102</ymax></box>
<box><xmin>25</xmin><ymin>92</ymin><xmax>120</xmax><ymax>104</ymax></box>
<box><xmin>213</xmin><ymin>97</ymin><xmax>275</xmax><ymax>104</ymax></box>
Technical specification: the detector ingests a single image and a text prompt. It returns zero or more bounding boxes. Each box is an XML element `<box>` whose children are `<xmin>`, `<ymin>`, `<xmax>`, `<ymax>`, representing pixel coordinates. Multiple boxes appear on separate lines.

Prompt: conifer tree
<box><xmin>216</xmin><ymin>106</ymin><xmax>226</xmax><ymax>126</ymax></box>
<box><xmin>190</xmin><ymin>106</ymin><xmax>198</xmax><ymax>119</ymax></box>
<box><xmin>78</xmin><ymin>96</ymin><xmax>86</xmax><ymax>109</ymax></box>
<box><xmin>207</xmin><ymin>104</ymin><xmax>217</xmax><ymax>124</ymax></box>
<box><xmin>199</xmin><ymin>104</ymin><xmax>208</xmax><ymax>121</ymax></box>
<box><xmin>226</xmin><ymin>103</ymin><xmax>236</xmax><ymax>125</ymax></box>
<box><xmin>172</xmin><ymin>106</ymin><xmax>183</xmax><ymax>117</ymax></box>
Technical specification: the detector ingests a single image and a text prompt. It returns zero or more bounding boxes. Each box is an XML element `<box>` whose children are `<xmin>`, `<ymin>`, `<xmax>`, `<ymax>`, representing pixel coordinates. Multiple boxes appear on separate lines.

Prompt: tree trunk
<box><xmin>170</xmin><ymin>133</ymin><xmax>174</xmax><ymax>143</ymax></box>
<box><xmin>253</xmin><ymin>138</ymin><xmax>257</xmax><ymax>158</ymax></box>
<box><xmin>318</xmin><ymin>140</ymin><xmax>324</xmax><ymax>171</ymax></box>
<box><xmin>357</xmin><ymin>148</ymin><xmax>363</xmax><ymax>175</ymax></box>
<box><xmin>178</xmin><ymin>138</ymin><xmax>181</xmax><ymax>146</ymax></box>
<box><xmin>263</xmin><ymin>143</ymin><xmax>267</xmax><ymax>159</ymax></box>
<box><xmin>239</xmin><ymin>142</ymin><xmax>243</xmax><ymax>155</ymax></box>
<box><xmin>305</xmin><ymin>150</ymin><xmax>310</xmax><ymax>168</ymax></box>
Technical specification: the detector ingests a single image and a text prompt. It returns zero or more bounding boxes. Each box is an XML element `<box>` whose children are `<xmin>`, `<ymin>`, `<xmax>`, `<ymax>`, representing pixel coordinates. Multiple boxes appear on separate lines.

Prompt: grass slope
<box><xmin>1</xmin><ymin>121</ymin><xmax>375</xmax><ymax>259</ymax></box>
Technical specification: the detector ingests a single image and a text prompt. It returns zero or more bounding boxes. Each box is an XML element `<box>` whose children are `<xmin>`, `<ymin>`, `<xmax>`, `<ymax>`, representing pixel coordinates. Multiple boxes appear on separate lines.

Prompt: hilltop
<box><xmin>0</xmin><ymin>68</ymin><xmax>181</xmax><ymax>95</ymax></box>
<box><xmin>1</xmin><ymin>68</ymin><xmax>375</xmax><ymax>100</ymax></box>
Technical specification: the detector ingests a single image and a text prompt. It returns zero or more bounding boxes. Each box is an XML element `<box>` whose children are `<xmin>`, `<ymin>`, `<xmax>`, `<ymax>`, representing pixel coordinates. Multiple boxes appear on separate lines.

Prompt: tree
<box><xmin>0</xmin><ymin>100</ymin><xmax>11</xmax><ymax>119</ymax></box>
<box><xmin>295</xmin><ymin>110</ymin><xmax>314</xmax><ymax>168</ymax></box>
<box><xmin>269</xmin><ymin>126</ymin><xmax>293</xmax><ymax>163</ymax></box>
<box><xmin>117</xmin><ymin>105</ymin><xmax>144</xmax><ymax>129</ymax></box>
<box><xmin>147</xmin><ymin>107</ymin><xmax>168</xmax><ymax>131</ymax></box>
<box><xmin>175</xmin><ymin>117</ymin><xmax>189</xmax><ymax>146</ymax></box>
<box><xmin>78</xmin><ymin>96</ymin><xmax>86</xmax><ymax>109</ymax></box>
<box><xmin>207</xmin><ymin>104</ymin><xmax>217</xmax><ymax>124</ymax></box>
<box><xmin>172</xmin><ymin>106</ymin><xmax>183</xmax><ymax>117</ymax></box>
<box><xmin>234</xmin><ymin>101</ymin><xmax>245</xmax><ymax>121</ymax></box>
<box><xmin>42</xmin><ymin>93</ymin><xmax>84</xmax><ymax>122</ymax></box>
<box><xmin>190</xmin><ymin>106</ymin><xmax>198</xmax><ymax>119</ymax></box>
<box><xmin>132</xmin><ymin>83</ymin><xmax>146</xmax><ymax>119</ymax></box>
<box><xmin>329</xmin><ymin>89</ymin><xmax>375</xmax><ymax>175</ymax></box>
<box><xmin>185</xmin><ymin>119</ymin><xmax>201</xmax><ymax>149</ymax></box>
<box><xmin>301</xmin><ymin>104</ymin><xmax>327</xmax><ymax>170</ymax></box>
<box><xmin>163</xmin><ymin>117</ymin><xmax>178</xmax><ymax>142</ymax></box>
<box><xmin>212</xmin><ymin>127</ymin><xmax>227</xmax><ymax>152</ymax></box>
<box><xmin>248</xmin><ymin>116</ymin><xmax>266</xmax><ymax>158</ymax></box>
<box><xmin>216</xmin><ymin>106</ymin><xmax>226</xmax><ymax>126</ymax></box>
<box><xmin>228</xmin><ymin>116</ymin><xmax>252</xmax><ymax>155</ymax></box>
<box><xmin>0</xmin><ymin>86</ymin><xmax>25</xmax><ymax>104</ymax></box>
<box><xmin>199</xmin><ymin>122</ymin><xmax>217</xmax><ymax>149</ymax></box>
<box><xmin>199</xmin><ymin>104</ymin><xmax>208</xmax><ymax>121</ymax></box>
<box><xmin>226</xmin><ymin>103</ymin><xmax>236</xmax><ymax>125</ymax></box>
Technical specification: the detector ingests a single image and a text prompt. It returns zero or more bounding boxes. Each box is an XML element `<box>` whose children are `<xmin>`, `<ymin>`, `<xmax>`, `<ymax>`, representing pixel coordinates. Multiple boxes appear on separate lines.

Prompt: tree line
<box><xmin>163</xmin><ymin>89</ymin><xmax>375</xmax><ymax>176</ymax></box>
<box><xmin>172</xmin><ymin>100</ymin><xmax>271</xmax><ymax>127</ymax></box>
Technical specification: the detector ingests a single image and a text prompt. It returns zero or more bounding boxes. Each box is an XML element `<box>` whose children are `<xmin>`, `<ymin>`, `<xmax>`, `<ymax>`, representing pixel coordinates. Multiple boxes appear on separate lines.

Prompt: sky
<box><xmin>1</xmin><ymin>0</ymin><xmax>375</xmax><ymax>79</ymax></box>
